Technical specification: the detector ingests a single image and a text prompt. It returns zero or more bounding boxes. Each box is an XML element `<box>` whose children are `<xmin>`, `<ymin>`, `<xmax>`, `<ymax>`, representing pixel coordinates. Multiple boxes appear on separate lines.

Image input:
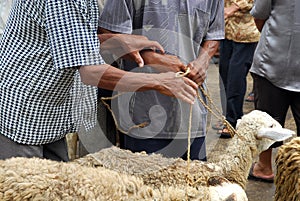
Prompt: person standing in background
<box><xmin>248</xmin><ymin>0</ymin><xmax>300</xmax><ymax>183</ymax></box>
<box><xmin>216</xmin><ymin>0</ymin><xmax>260</xmax><ymax>137</ymax></box>
<box><xmin>98</xmin><ymin>0</ymin><xmax>224</xmax><ymax>161</ymax></box>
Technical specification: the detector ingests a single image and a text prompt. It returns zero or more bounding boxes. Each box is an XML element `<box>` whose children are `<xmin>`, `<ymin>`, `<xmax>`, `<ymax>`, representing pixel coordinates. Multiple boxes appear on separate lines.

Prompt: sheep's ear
<box><xmin>236</xmin><ymin>119</ymin><xmax>241</xmax><ymax>129</ymax></box>
<box><xmin>257</xmin><ymin>128</ymin><xmax>295</xmax><ymax>141</ymax></box>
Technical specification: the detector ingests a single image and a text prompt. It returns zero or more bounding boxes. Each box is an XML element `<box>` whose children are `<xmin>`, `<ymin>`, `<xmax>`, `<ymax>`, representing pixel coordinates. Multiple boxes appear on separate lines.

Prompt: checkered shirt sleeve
<box><xmin>0</xmin><ymin>0</ymin><xmax>104</xmax><ymax>145</ymax></box>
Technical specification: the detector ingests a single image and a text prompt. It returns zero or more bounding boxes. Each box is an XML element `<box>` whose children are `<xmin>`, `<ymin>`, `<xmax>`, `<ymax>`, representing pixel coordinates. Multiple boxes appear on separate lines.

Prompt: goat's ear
<box><xmin>257</xmin><ymin>128</ymin><xmax>295</xmax><ymax>141</ymax></box>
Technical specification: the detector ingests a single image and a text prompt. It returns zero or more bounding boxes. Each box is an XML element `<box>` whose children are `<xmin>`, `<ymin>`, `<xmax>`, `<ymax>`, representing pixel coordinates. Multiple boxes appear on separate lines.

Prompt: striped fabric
<box><xmin>99</xmin><ymin>0</ymin><xmax>225</xmax><ymax>139</ymax></box>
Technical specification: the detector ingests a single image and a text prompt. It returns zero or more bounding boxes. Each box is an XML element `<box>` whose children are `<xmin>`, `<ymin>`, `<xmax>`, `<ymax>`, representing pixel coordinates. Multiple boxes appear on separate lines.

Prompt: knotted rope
<box><xmin>100</xmin><ymin>67</ymin><xmax>238</xmax><ymax>190</ymax></box>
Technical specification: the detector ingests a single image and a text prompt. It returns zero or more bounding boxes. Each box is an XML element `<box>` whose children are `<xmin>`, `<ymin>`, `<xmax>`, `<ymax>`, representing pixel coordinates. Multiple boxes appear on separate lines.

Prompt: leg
<box><xmin>290</xmin><ymin>91</ymin><xmax>300</xmax><ymax>136</ymax></box>
<box><xmin>43</xmin><ymin>137</ymin><xmax>69</xmax><ymax>162</ymax></box>
<box><xmin>0</xmin><ymin>134</ymin><xmax>43</xmax><ymax>159</ymax></box>
<box><xmin>182</xmin><ymin>137</ymin><xmax>207</xmax><ymax>161</ymax></box>
<box><xmin>120</xmin><ymin>134</ymin><xmax>206</xmax><ymax>161</ymax></box>
<box><xmin>251</xmin><ymin>74</ymin><xmax>290</xmax><ymax>179</ymax></box>
<box><xmin>212</xmin><ymin>40</ymin><xmax>228</xmax><ymax>131</ymax></box>
<box><xmin>66</xmin><ymin>133</ymin><xmax>78</xmax><ymax>160</ymax></box>
<box><xmin>252</xmin><ymin>149</ymin><xmax>274</xmax><ymax>179</ymax></box>
<box><xmin>120</xmin><ymin>134</ymin><xmax>173</xmax><ymax>154</ymax></box>
<box><xmin>219</xmin><ymin>39</ymin><xmax>233</xmax><ymax>116</ymax></box>
<box><xmin>225</xmin><ymin>42</ymin><xmax>257</xmax><ymax>127</ymax></box>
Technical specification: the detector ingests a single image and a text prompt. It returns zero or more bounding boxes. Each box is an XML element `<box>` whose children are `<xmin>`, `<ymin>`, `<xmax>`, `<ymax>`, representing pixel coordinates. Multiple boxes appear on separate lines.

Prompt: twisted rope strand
<box><xmin>100</xmin><ymin>67</ymin><xmax>239</xmax><ymax>190</ymax></box>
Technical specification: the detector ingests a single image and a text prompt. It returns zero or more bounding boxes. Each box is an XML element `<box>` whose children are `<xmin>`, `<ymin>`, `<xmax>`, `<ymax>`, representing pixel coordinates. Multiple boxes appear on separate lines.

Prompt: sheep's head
<box><xmin>236</xmin><ymin>110</ymin><xmax>295</xmax><ymax>156</ymax></box>
<box><xmin>208</xmin><ymin>176</ymin><xmax>248</xmax><ymax>201</ymax></box>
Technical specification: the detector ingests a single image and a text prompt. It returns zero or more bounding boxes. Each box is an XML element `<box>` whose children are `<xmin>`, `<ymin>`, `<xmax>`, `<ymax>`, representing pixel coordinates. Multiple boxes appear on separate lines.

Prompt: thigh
<box><xmin>158</xmin><ymin>137</ymin><xmax>206</xmax><ymax>160</ymax></box>
<box><xmin>219</xmin><ymin>39</ymin><xmax>233</xmax><ymax>86</ymax></box>
<box><xmin>230</xmin><ymin>42</ymin><xmax>257</xmax><ymax>73</ymax></box>
<box><xmin>252</xmin><ymin>73</ymin><xmax>290</xmax><ymax>126</ymax></box>
<box><xmin>120</xmin><ymin>135</ymin><xmax>207</xmax><ymax>160</ymax></box>
<box><xmin>0</xmin><ymin>134</ymin><xmax>43</xmax><ymax>160</ymax></box>
<box><xmin>228</xmin><ymin>42</ymin><xmax>257</xmax><ymax>89</ymax></box>
<box><xmin>184</xmin><ymin>137</ymin><xmax>206</xmax><ymax>161</ymax></box>
<box><xmin>120</xmin><ymin>134</ymin><xmax>170</xmax><ymax>153</ymax></box>
<box><xmin>43</xmin><ymin>137</ymin><xmax>69</xmax><ymax>162</ymax></box>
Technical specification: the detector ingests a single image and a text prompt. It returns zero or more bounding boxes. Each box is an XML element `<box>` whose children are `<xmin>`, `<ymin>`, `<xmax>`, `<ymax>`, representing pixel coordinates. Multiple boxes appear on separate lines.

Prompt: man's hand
<box><xmin>224</xmin><ymin>4</ymin><xmax>240</xmax><ymax>19</ymax></box>
<box><xmin>140</xmin><ymin>50</ymin><xmax>186</xmax><ymax>72</ymax></box>
<box><xmin>79</xmin><ymin>64</ymin><xmax>197</xmax><ymax>104</ymax></box>
<box><xmin>98</xmin><ymin>32</ymin><xmax>164</xmax><ymax>67</ymax></box>
<box><xmin>186</xmin><ymin>40</ymin><xmax>219</xmax><ymax>85</ymax></box>
<box><xmin>186</xmin><ymin>57</ymin><xmax>209</xmax><ymax>86</ymax></box>
<box><xmin>153</xmin><ymin>72</ymin><xmax>197</xmax><ymax>104</ymax></box>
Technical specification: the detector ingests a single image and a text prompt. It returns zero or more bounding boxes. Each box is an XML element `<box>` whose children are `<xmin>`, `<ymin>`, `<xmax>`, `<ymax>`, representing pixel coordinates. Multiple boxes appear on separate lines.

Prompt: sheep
<box><xmin>274</xmin><ymin>137</ymin><xmax>300</xmax><ymax>201</ymax></box>
<box><xmin>0</xmin><ymin>157</ymin><xmax>215</xmax><ymax>201</ymax></box>
<box><xmin>0</xmin><ymin>110</ymin><xmax>294</xmax><ymax>201</ymax></box>
<box><xmin>0</xmin><ymin>157</ymin><xmax>248</xmax><ymax>200</ymax></box>
<box><xmin>74</xmin><ymin>110</ymin><xmax>295</xmax><ymax>190</ymax></box>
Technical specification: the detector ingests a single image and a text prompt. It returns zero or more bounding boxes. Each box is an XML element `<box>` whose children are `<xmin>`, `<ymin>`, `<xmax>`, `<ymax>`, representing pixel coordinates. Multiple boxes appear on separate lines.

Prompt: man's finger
<box><xmin>183</xmin><ymin>77</ymin><xmax>198</xmax><ymax>90</ymax></box>
<box><xmin>131</xmin><ymin>51</ymin><xmax>144</xmax><ymax>67</ymax></box>
<box><xmin>147</xmin><ymin>41</ymin><xmax>165</xmax><ymax>54</ymax></box>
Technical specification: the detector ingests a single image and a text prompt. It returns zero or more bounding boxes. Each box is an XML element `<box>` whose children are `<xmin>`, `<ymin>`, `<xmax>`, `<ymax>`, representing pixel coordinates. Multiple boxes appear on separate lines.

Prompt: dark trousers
<box><xmin>252</xmin><ymin>73</ymin><xmax>300</xmax><ymax>137</ymax></box>
<box><xmin>0</xmin><ymin>134</ymin><xmax>69</xmax><ymax>162</ymax></box>
<box><xmin>219</xmin><ymin>39</ymin><xmax>257</xmax><ymax>127</ymax></box>
<box><xmin>120</xmin><ymin>134</ymin><xmax>207</xmax><ymax>161</ymax></box>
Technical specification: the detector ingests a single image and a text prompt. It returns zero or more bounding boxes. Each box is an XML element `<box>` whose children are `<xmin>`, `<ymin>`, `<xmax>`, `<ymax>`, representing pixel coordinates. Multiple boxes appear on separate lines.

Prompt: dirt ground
<box><xmin>205</xmin><ymin>63</ymin><xmax>297</xmax><ymax>201</ymax></box>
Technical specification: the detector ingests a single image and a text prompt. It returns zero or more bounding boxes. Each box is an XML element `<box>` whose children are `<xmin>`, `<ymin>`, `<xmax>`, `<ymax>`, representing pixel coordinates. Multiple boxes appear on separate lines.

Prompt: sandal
<box><xmin>217</xmin><ymin>127</ymin><xmax>232</xmax><ymax>138</ymax></box>
<box><xmin>248</xmin><ymin>163</ymin><xmax>274</xmax><ymax>183</ymax></box>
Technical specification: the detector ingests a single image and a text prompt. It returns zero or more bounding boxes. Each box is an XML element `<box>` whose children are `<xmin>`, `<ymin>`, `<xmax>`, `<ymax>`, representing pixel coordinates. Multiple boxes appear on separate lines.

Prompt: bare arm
<box><xmin>186</xmin><ymin>40</ymin><xmax>220</xmax><ymax>85</ymax></box>
<box><xmin>98</xmin><ymin>28</ymin><xmax>187</xmax><ymax>74</ymax></box>
<box><xmin>98</xmin><ymin>28</ymin><xmax>164</xmax><ymax>67</ymax></box>
<box><xmin>78</xmin><ymin>64</ymin><xmax>198</xmax><ymax>104</ymax></box>
<box><xmin>254</xmin><ymin>18</ymin><xmax>266</xmax><ymax>32</ymax></box>
<box><xmin>140</xmin><ymin>50</ymin><xmax>187</xmax><ymax>73</ymax></box>
<box><xmin>224</xmin><ymin>3</ymin><xmax>240</xmax><ymax>19</ymax></box>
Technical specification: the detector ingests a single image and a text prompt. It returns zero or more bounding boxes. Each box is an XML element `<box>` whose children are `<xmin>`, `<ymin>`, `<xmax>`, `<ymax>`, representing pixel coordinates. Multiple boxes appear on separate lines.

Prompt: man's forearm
<box><xmin>197</xmin><ymin>40</ymin><xmax>220</xmax><ymax>70</ymax></box>
<box><xmin>78</xmin><ymin>64</ymin><xmax>159</xmax><ymax>91</ymax></box>
<box><xmin>97</xmin><ymin>32</ymin><xmax>124</xmax><ymax>51</ymax></box>
<box><xmin>254</xmin><ymin>18</ymin><xmax>266</xmax><ymax>32</ymax></box>
<box><xmin>78</xmin><ymin>64</ymin><xmax>198</xmax><ymax>104</ymax></box>
<box><xmin>200</xmin><ymin>40</ymin><xmax>220</xmax><ymax>59</ymax></box>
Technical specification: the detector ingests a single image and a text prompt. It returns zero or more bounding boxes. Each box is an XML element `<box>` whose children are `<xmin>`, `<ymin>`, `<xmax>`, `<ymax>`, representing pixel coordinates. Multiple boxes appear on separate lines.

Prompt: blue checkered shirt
<box><xmin>0</xmin><ymin>0</ymin><xmax>104</xmax><ymax>145</ymax></box>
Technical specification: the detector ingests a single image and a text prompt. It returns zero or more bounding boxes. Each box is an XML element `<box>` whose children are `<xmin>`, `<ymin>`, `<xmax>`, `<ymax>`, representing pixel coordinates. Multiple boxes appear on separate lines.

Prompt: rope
<box><xmin>197</xmin><ymin>86</ymin><xmax>237</xmax><ymax>138</ymax></box>
<box><xmin>101</xmin><ymin>93</ymin><xmax>149</xmax><ymax>134</ymax></box>
<box><xmin>100</xmin><ymin>67</ymin><xmax>239</xmax><ymax>189</ymax></box>
<box><xmin>185</xmin><ymin>103</ymin><xmax>193</xmax><ymax>187</ymax></box>
<box><xmin>175</xmin><ymin>67</ymin><xmax>191</xmax><ymax>78</ymax></box>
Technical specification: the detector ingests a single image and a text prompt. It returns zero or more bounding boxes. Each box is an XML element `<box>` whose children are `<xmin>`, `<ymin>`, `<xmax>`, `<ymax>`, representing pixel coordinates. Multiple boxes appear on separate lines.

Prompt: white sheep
<box><xmin>74</xmin><ymin>110</ymin><xmax>295</xmax><ymax>189</ymax></box>
<box><xmin>0</xmin><ymin>157</ymin><xmax>217</xmax><ymax>201</ymax></box>
<box><xmin>0</xmin><ymin>157</ymin><xmax>248</xmax><ymax>200</ymax></box>
<box><xmin>0</xmin><ymin>110</ymin><xmax>294</xmax><ymax>201</ymax></box>
<box><xmin>274</xmin><ymin>137</ymin><xmax>300</xmax><ymax>201</ymax></box>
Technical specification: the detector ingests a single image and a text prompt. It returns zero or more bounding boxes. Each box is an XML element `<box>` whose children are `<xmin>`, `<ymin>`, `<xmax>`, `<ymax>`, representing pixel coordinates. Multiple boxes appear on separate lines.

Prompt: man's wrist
<box><xmin>140</xmin><ymin>50</ymin><xmax>157</xmax><ymax>65</ymax></box>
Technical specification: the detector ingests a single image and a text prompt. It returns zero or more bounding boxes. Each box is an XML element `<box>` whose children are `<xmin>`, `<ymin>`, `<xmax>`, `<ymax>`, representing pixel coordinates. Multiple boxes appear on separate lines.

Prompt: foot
<box><xmin>217</xmin><ymin>127</ymin><xmax>232</xmax><ymax>138</ymax></box>
<box><xmin>212</xmin><ymin>120</ymin><xmax>223</xmax><ymax>130</ymax></box>
<box><xmin>248</xmin><ymin>162</ymin><xmax>274</xmax><ymax>183</ymax></box>
<box><xmin>245</xmin><ymin>92</ymin><xmax>254</xmax><ymax>102</ymax></box>
<box><xmin>253</xmin><ymin>162</ymin><xmax>274</xmax><ymax>178</ymax></box>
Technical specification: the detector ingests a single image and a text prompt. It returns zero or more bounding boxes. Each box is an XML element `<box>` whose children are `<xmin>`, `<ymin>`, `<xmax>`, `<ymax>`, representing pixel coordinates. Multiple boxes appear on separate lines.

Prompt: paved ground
<box><xmin>205</xmin><ymin>62</ymin><xmax>297</xmax><ymax>201</ymax></box>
